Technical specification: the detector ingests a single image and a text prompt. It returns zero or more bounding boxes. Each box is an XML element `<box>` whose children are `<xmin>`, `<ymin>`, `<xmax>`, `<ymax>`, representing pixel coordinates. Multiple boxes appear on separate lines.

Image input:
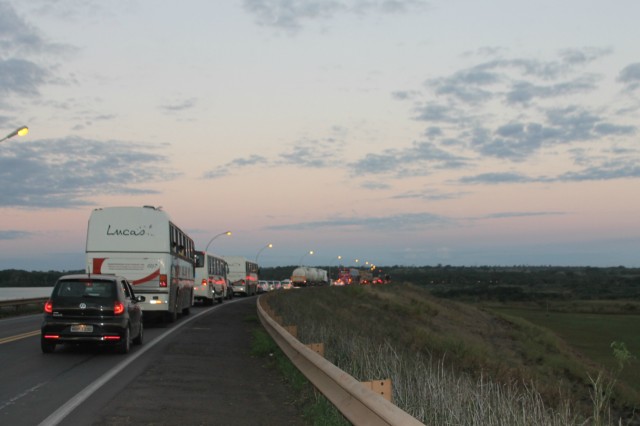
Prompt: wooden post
<box><xmin>284</xmin><ymin>325</ymin><xmax>297</xmax><ymax>337</ymax></box>
<box><xmin>361</xmin><ymin>379</ymin><xmax>392</xmax><ymax>402</ymax></box>
<box><xmin>306</xmin><ymin>342</ymin><xmax>324</xmax><ymax>357</ymax></box>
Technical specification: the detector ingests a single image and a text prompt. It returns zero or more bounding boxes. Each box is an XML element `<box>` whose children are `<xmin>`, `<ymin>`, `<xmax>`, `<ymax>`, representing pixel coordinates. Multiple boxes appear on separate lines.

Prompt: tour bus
<box><xmin>85</xmin><ymin>206</ymin><xmax>195</xmax><ymax>322</ymax></box>
<box><xmin>193</xmin><ymin>251</ymin><xmax>230</xmax><ymax>305</ymax></box>
<box><xmin>221</xmin><ymin>256</ymin><xmax>259</xmax><ymax>296</ymax></box>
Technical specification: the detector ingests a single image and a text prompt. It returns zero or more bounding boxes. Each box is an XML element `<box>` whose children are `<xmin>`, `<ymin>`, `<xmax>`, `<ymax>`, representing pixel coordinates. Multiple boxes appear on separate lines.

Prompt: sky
<box><xmin>1</xmin><ymin>0</ymin><xmax>640</xmax><ymax>271</ymax></box>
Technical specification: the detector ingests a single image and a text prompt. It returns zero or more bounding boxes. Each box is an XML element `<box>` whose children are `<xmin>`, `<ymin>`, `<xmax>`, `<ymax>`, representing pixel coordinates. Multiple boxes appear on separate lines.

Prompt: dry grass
<box><xmin>263</xmin><ymin>283</ymin><xmax>631</xmax><ymax>425</ymax></box>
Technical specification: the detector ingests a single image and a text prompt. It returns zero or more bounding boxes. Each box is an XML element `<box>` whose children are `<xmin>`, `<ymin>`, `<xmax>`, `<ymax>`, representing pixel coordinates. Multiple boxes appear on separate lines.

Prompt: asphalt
<box><xmin>87</xmin><ymin>297</ymin><xmax>307</xmax><ymax>426</ymax></box>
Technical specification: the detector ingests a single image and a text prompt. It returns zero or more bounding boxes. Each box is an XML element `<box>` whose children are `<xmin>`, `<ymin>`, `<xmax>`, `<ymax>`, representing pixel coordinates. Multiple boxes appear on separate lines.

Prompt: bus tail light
<box><xmin>159</xmin><ymin>274</ymin><xmax>168</xmax><ymax>288</ymax></box>
<box><xmin>202</xmin><ymin>279</ymin><xmax>207</xmax><ymax>286</ymax></box>
<box><xmin>114</xmin><ymin>301</ymin><xmax>125</xmax><ymax>315</ymax></box>
<box><xmin>44</xmin><ymin>300</ymin><xmax>53</xmax><ymax>313</ymax></box>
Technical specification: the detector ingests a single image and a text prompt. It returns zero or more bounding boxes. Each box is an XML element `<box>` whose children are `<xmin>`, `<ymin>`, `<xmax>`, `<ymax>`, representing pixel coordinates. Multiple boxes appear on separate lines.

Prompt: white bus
<box><xmin>194</xmin><ymin>251</ymin><xmax>230</xmax><ymax>305</ymax></box>
<box><xmin>221</xmin><ymin>256</ymin><xmax>259</xmax><ymax>296</ymax></box>
<box><xmin>85</xmin><ymin>206</ymin><xmax>195</xmax><ymax>322</ymax></box>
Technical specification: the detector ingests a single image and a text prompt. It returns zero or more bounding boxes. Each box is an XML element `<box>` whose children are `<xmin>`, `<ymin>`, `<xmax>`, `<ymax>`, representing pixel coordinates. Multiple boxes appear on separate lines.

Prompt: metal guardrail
<box><xmin>0</xmin><ymin>297</ymin><xmax>47</xmax><ymax>309</ymax></box>
<box><xmin>257</xmin><ymin>297</ymin><xmax>425</xmax><ymax>426</ymax></box>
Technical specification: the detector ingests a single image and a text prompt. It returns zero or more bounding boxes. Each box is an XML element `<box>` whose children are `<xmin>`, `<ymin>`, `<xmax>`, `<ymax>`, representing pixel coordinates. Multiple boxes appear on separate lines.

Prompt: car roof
<box><xmin>57</xmin><ymin>274</ymin><xmax>125</xmax><ymax>281</ymax></box>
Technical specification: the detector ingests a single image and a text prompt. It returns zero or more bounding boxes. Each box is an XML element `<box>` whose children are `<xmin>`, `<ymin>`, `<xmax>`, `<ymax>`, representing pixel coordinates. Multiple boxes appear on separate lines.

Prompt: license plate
<box><xmin>70</xmin><ymin>324</ymin><xmax>93</xmax><ymax>333</ymax></box>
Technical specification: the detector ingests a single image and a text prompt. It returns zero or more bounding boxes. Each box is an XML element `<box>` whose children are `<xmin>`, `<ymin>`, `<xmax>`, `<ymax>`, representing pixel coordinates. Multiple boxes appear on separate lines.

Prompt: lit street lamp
<box><xmin>330</xmin><ymin>255</ymin><xmax>343</xmax><ymax>283</ymax></box>
<box><xmin>0</xmin><ymin>126</ymin><xmax>29</xmax><ymax>143</ymax></box>
<box><xmin>255</xmin><ymin>243</ymin><xmax>273</xmax><ymax>263</ymax></box>
<box><xmin>204</xmin><ymin>231</ymin><xmax>231</xmax><ymax>252</ymax></box>
<box><xmin>299</xmin><ymin>250</ymin><xmax>314</xmax><ymax>266</ymax></box>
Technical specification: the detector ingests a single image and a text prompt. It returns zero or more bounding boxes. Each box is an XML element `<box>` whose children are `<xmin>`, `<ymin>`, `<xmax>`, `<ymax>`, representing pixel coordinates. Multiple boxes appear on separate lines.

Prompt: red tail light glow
<box><xmin>202</xmin><ymin>279</ymin><xmax>207</xmax><ymax>286</ymax></box>
<box><xmin>159</xmin><ymin>274</ymin><xmax>168</xmax><ymax>288</ymax></box>
<box><xmin>44</xmin><ymin>300</ymin><xmax>53</xmax><ymax>313</ymax></box>
<box><xmin>104</xmin><ymin>335</ymin><xmax>121</xmax><ymax>341</ymax></box>
<box><xmin>43</xmin><ymin>334</ymin><xmax>59</xmax><ymax>339</ymax></box>
<box><xmin>114</xmin><ymin>301</ymin><xmax>125</xmax><ymax>315</ymax></box>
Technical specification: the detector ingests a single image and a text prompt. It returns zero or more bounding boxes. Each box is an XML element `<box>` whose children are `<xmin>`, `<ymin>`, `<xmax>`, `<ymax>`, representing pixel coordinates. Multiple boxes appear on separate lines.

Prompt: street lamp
<box><xmin>299</xmin><ymin>250</ymin><xmax>314</xmax><ymax>266</ymax></box>
<box><xmin>204</xmin><ymin>231</ymin><xmax>231</xmax><ymax>252</ymax></box>
<box><xmin>330</xmin><ymin>255</ymin><xmax>343</xmax><ymax>283</ymax></box>
<box><xmin>0</xmin><ymin>126</ymin><xmax>29</xmax><ymax>143</ymax></box>
<box><xmin>255</xmin><ymin>243</ymin><xmax>273</xmax><ymax>263</ymax></box>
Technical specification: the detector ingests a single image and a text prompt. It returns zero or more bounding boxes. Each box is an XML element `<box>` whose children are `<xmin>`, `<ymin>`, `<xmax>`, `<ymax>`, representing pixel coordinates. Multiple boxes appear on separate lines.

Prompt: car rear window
<box><xmin>54</xmin><ymin>279</ymin><xmax>116</xmax><ymax>299</ymax></box>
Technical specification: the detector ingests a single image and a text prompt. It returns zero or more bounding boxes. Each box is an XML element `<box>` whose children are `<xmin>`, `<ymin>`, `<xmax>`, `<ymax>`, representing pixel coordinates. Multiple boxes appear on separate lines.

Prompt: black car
<box><xmin>41</xmin><ymin>274</ymin><xmax>145</xmax><ymax>354</ymax></box>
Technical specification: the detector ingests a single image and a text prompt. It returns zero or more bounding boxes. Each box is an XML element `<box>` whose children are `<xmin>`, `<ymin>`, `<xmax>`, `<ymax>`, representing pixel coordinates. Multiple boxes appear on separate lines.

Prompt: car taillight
<box><xmin>202</xmin><ymin>279</ymin><xmax>207</xmax><ymax>286</ymax></box>
<box><xmin>44</xmin><ymin>300</ymin><xmax>53</xmax><ymax>313</ymax></box>
<box><xmin>114</xmin><ymin>301</ymin><xmax>125</xmax><ymax>315</ymax></box>
<box><xmin>159</xmin><ymin>274</ymin><xmax>168</xmax><ymax>288</ymax></box>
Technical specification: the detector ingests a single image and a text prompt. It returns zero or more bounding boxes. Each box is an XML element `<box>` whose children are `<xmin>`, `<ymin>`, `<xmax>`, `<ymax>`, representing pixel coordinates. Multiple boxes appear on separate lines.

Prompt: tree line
<box><xmin>2</xmin><ymin>265</ymin><xmax>639</xmax><ymax>301</ymax></box>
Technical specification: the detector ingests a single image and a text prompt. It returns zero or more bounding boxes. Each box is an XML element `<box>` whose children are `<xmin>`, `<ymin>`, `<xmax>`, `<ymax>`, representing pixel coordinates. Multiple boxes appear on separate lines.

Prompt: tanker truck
<box><xmin>291</xmin><ymin>266</ymin><xmax>328</xmax><ymax>287</ymax></box>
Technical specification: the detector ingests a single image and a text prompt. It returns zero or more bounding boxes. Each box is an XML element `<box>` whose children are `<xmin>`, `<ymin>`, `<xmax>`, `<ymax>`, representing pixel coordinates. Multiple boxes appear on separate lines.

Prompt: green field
<box><xmin>491</xmin><ymin>306</ymin><xmax>640</xmax><ymax>394</ymax></box>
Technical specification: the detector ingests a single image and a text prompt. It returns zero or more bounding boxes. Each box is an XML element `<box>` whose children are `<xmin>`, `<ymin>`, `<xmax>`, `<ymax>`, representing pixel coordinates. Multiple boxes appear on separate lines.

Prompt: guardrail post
<box><xmin>257</xmin><ymin>298</ymin><xmax>424</xmax><ymax>425</ymax></box>
<box><xmin>284</xmin><ymin>325</ymin><xmax>297</xmax><ymax>337</ymax></box>
<box><xmin>361</xmin><ymin>379</ymin><xmax>392</xmax><ymax>402</ymax></box>
<box><xmin>306</xmin><ymin>342</ymin><xmax>324</xmax><ymax>357</ymax></box>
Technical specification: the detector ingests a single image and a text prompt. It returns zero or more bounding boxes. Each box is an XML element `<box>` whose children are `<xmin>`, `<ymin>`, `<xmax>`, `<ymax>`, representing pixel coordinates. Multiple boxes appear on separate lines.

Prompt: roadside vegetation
<box><xmin>250</xmin><ymin>326</ymin><xmax>349</xmax><ymax>425</ymax></box>
<box><xmin>261</xmin><ymin>281</ymin><xmax>639</xmax><ymax>425</ymax></box>
<box><xmin>0</xmin><ymin>302</ymin><xmax>43</xmax><ymax>319</ymax></box>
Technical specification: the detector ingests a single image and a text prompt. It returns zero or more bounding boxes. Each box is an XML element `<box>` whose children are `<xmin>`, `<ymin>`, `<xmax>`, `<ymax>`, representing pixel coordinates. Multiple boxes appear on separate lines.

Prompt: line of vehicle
<box><xmin>37</xmin><ymin>299</ymin><xmax>242</xmax><ymax>426</ymax></box>
<box><xmin>0</xmin><ymin>329</ymin><xmax>40</xmax><ymax>344</ymax></box>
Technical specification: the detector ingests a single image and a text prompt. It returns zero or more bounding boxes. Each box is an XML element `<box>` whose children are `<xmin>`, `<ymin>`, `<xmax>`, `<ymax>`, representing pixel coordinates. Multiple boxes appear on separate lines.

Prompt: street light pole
<box><xmin>298</xmin><ymin>250</ymin><xmax>314</xmax><ymax>266</ymax></box>
<box><xmin>331</xmin><ymin>255</ymin><xmax>342</xmax><ymax>283</ymax></box>
<box><xmin>255</xmin><ymin>243</ymin><xmax>273</xmax><ymax>263</ymax></box>
<box><xmin>204</xmin><ymin>231</ymin><xmax>231</xmax><ymax>252</ymax></box>
<box><xmin>0</xmin><ymin>126</ymin><xmax>29</xmax><ymax>143</ymax></box>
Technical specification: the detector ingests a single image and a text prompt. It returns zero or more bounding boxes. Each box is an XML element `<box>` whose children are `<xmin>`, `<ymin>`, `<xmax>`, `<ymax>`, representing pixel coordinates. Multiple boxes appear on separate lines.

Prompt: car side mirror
<box><xmin>135</xmin><ymin>295</ymin><xmax>146</xmax><ymax>303</ymax></box>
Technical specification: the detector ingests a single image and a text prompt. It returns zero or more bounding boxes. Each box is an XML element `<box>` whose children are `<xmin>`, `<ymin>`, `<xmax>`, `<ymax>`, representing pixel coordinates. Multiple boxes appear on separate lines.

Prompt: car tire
<box><xmin>118</xmin><ymin>327</ymin><xmax>130</xmax><ymax>354</ymax></box>
<box><xmin>41</xmin><ymin>338</ymin><xmax>55</xmax><ymax>354</ymax></box>
<box><xmin>133</xmin><ymin>322</ymin><xmax>143</xmax><ymax>346</ymax></box>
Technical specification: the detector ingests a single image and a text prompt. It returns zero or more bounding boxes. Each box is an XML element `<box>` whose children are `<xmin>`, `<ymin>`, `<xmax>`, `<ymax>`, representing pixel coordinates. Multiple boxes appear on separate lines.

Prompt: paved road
<box><xmin>62</xmin><ymin>297</ymin><xmax>306</xmax><ymax>426</ymax></box>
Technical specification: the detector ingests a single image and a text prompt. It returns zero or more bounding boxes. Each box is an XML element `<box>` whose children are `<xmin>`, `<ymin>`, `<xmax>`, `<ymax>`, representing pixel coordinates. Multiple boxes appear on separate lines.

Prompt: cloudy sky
<box><xmin>1</xmin><ymin>0</ymin><xmax>639</xmax><ymax>271</ymax></box>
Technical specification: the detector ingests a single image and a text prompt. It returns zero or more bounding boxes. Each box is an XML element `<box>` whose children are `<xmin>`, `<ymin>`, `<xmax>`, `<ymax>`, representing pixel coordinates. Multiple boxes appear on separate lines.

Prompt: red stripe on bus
<box><xmin>93</xmin><ymin>258</ymin><xmax>107</xmax><ymax>274</ymax></box>
<box><xmin>132</xmin><ymin>269</ymin><xmax>161</xmax><ymax>285</ymax></box>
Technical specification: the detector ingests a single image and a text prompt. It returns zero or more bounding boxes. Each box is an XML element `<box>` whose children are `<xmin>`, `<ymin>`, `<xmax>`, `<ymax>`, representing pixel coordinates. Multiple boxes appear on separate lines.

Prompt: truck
<box><xmin>335</xmin><ymin>268</ymin><xmax>357</xmax><ymax>285</ymax></box>
<box><xmin>291</xmin><ymin>267</ymin><xmax>328</xmax><ymax>287</ymax></box>
<box><xmin>358</xmin><ymin>270</ymin><xmax>373</xmax><ymax>285</ymax></box>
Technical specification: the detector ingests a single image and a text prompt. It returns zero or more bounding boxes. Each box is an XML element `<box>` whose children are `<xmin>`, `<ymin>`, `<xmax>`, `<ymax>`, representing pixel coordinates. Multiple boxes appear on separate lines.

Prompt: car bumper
<box><xmin>41</xmin><ymin>317</ymin><xmax>128</xmax><ymax>344</ymax></box>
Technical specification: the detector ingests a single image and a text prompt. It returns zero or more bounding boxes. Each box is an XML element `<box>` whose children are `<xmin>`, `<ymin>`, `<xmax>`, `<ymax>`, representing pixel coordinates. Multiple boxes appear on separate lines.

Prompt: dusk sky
<box><xmin>1</xmin><ymin>0</ymin><xmax>639</xmax><ymax>271</ymax></box>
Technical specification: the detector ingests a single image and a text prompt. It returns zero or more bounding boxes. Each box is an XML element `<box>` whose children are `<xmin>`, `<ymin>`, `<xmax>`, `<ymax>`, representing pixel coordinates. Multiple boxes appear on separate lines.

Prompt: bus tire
<box><xmin>166</xmin><ymin>309</ymin><xmax>177</xmax><ymax>323</ymax></box>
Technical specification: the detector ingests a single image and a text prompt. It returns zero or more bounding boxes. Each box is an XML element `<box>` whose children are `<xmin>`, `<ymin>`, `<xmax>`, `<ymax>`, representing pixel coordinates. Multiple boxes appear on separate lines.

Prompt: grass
<box><xmin>0</xmin><ymin>302</ymin><xmax>43</xmax><ymax>318</ymax></box>
<box><xmin>262</xmin><ymin>283</ymin><xmax>639</xmax><ymax>425</ymax></box>
<box><xmin>488</xmin><ymin>305</ymin><xmax>640</xmax><ymax>409</ymax></box>
<box><xmin>250</xmin><ymin>327</ymin><xmax>350</xmax><ymax>426</ymax></box>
